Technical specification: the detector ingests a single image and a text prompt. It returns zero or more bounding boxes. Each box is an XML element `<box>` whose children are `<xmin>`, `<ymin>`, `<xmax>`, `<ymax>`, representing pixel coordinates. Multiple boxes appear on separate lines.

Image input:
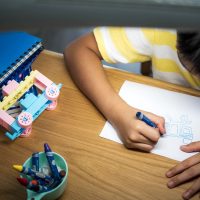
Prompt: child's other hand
<box><xmin>166</xmin><ymin>141</ymin><xmax>200</xmax><ymax>200</ymax></box>
<box><xmin>111</xmin><ymin>105</ymin><xmax>165</xmax><ymax>152</ymax></box>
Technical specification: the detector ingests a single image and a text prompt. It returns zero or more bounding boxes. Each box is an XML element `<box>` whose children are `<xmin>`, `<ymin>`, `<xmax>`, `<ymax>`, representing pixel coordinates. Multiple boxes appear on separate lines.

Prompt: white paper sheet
<box><xmin>100</xmin><ymin>80</ymin><xmax>200</xmax><ymax>161</ymax></box>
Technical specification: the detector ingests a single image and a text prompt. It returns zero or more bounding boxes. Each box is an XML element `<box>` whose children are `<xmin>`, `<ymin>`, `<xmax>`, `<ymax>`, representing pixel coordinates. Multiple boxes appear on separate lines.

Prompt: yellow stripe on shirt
<box><xmin>108</xmin><ymin>27</ymin><xmax>151</xmax><ymax>63</ymax></box>
<box><xmin>142</xmin><ymin>28</ymin><xmax>177</xmax><ymax>51</ymax></box>
<box><xmin>153</xmin><ymin>57</ymin><xmax>181</xmax><ymax>73</ymax></box>
<box><xmin>93</xmin><ymin>28</ymin><xmax>113</xmax><ymax>63</ymax></box>
<box><xmin>153</xmin><ymin>57</ymin><xmax>200</xmax><ymax>88</ymax></box>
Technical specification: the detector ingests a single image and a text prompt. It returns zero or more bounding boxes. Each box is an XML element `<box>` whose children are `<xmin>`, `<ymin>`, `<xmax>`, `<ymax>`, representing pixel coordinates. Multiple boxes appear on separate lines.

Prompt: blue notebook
<box><xmin>0</xmin><ymin>31</ymin><xmax>43</xmax><ymax>101</ymax></box>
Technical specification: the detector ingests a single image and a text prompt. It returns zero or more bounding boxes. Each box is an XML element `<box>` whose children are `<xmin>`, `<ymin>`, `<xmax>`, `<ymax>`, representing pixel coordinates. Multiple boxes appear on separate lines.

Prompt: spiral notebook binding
<box><xmin>0</xmin><ymin>42</ymin><xmax>42</xmax><ymax>84</ymax></box>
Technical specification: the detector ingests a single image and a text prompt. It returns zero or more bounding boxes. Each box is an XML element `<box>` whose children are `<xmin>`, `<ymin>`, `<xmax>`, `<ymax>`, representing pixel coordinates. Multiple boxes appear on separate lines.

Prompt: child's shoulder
<box><xmin>141</xmin><ymin>28</ymin><xmax>177</xmax><ymax>47</ymax></box>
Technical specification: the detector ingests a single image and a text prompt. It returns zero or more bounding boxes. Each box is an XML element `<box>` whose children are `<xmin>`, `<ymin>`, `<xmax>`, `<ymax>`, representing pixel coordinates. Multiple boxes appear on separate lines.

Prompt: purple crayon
<box><xmin>44</xmin><ymin>143</ymin><xmax>60</xmax><ymax>180</ymax></box>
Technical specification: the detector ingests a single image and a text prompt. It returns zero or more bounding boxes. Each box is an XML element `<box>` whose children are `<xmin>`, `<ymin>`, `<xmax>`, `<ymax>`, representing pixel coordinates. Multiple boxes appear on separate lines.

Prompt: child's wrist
<box><xmin>106</xmin><ymin>99</ymin><xmax>136</xmax><ymax>125</ymax></box>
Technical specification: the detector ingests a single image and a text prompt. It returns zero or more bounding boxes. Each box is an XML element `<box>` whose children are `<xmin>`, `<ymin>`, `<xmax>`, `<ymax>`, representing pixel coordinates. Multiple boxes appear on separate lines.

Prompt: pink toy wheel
<box><xmin>20</xmin><ymin>126</ymin><xmax>32</xmax><ymax>138</ymax></box>
<box><xmin>18</xmin><ymin>112</ymin><xmax>33</xmax><ymax>128</ymax></box>
<box><xmin>46</xmin><ymin>100</ymin><xmax>58</xmax><ymax>111</ymax></box>
<box><xmin>45</xmin><ymin>85</ymin><xmax>60</xmax><ymax>101</ymax></box>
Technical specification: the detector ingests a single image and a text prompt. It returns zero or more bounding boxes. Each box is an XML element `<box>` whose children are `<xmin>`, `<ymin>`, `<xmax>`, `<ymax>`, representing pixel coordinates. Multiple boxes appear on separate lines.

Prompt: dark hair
<box><xmin>177</xmin><ymin>31</ymin><xmax>200</xmax><ymax>75</ymax></box>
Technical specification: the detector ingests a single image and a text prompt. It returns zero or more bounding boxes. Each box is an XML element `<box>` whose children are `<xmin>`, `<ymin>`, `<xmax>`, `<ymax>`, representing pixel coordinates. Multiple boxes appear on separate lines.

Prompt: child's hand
<box><xmin>111</xmin><ymin>105</ymin><xmax>165</xmax><ymax>152</ymax></box>
<box><xmin>166</xmin><ymin>141</ymin><xmax>200</xmax><ymax>200</ymax></box>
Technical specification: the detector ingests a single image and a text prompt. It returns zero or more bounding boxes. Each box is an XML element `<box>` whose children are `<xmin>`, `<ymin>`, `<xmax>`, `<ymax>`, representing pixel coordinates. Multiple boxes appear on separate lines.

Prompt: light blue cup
<box><xmin>22</xmin><ymin>152</ymin><xmax>68</xmax><ymax>200</ymax></box>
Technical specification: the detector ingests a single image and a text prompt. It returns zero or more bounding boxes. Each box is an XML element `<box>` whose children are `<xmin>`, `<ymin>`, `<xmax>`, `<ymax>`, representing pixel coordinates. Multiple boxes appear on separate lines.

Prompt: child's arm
<box><xmin>64</xmin><ymin>32</ymin><xmax>165</xmax><ymax>152</ymax></box>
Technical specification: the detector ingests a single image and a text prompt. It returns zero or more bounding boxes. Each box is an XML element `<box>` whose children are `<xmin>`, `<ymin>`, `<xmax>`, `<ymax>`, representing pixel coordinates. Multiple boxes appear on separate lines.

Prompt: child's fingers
<box><xmin>137</xmin><ymin>122</ymin><xmax>160</xmax><ymax>143</ymax></box>
<box><xmin>182</xmin><ymin>177</ymin><xmax>200</xmax><ymax>200</ymax></box>
<box><xmin>128</xmin><ymin>132</ymin><xmax>156</xmax><ymax>146</ymax></box>
<box><xmin>156</xmin><ymin>123</ymin><xmax>166</xmax><ymax>134</ymax></box>
<box><xmin>166</xmin><ymin>153</ymin><xmax>200</xmax><ymax>178</ymax></box>
<box><xmin>126</xmin><ymin>142</ymin><xmax>154</xmax><ymax>152</ymax></box>
<box><xmin>153</xmin><ymin>116</ymin><xmax>166</xmax><ymax>134</ymax></box>
<box><xmin>145</xmin><ymin>113</ymin><xmax>166</xmax><ymax>134</ymax></box>
<box><xmin>167</xmin><ymin>163</ymin><xmax>200</xmax><ymax>188</ymax></box>
<box><xmin>180</xmin><ymin>141</ymin><xmax>200</xmax><ymax>153</ymax></box>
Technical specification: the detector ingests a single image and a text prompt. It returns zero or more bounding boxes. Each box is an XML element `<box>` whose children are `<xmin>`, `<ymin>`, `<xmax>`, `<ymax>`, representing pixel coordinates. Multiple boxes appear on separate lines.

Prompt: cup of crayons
<box><xmin>13</xmin><ymin>143</ymin><xmax>68</xmax><ymax>200</ymax></box>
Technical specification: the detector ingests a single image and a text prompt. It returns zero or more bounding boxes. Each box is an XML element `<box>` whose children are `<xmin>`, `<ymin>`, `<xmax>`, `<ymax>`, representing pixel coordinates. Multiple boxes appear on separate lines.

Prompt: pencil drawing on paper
<box><xmin>165</xmin><ymin>115</ymin><xmax>193</xmax><ymax>144</ymax></box>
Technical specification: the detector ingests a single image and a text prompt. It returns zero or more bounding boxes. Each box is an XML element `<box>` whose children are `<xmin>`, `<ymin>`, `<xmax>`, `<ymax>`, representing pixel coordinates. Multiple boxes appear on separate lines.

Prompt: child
<box><xmin>64</xmin><ymin>27</ymin><xmax>200</xmax><ymax>199</ymax></box>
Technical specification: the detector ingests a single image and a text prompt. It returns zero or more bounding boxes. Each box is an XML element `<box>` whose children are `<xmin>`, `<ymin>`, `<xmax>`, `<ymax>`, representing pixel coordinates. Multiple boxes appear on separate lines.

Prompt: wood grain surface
<box><xmin>1</xmin><ymin>50</ymin><xmax>200</xmax><ymax>200</ymax></box>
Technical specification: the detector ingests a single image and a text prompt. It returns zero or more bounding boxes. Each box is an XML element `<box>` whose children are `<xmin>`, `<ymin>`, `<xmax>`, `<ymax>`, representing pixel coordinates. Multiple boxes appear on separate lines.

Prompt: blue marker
<box><xmin>32</xmin><ymin>152</ymin><xmax>39</xmax><ymax>171</ymax></box>
<box><xmin>44</xmin><ymin>143</ymin><xmax>60</xmax><ymax>180</ymax></box>
<box><xmin>136</xmin><ymin>112</ymin><xmax>157</xmax><ymax>128</ymax></box>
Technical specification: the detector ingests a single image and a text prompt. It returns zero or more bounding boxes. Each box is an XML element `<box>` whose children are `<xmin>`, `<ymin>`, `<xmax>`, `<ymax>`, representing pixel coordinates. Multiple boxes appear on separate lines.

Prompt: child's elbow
<box><xmin>64</xmin><ymin>42</ymin><xmax>77</xmax><ymax>64</ymax></box>
<box><xmin>64</xmin><ymin>38</ymin><xmax>88</xmax><ymax>65</ymax></box>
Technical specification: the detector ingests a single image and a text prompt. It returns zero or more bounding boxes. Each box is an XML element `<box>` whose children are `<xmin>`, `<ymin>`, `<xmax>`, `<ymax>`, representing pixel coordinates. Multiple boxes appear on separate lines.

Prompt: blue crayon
<box><xmin>37</xmin><ymin>178</ymin><xmax>59</xmax><ymax>191</ymax></box>
<box><xmin>32</xmin><ymin>152</ymin><xmax>39</xmax><ymax>171</ymax></box>
<box><xmin>37</xmin><ymin>184</ymin><xmax>49</xmax><ymax>193</ymax></box>
<box><xmin>40</xmin><ymin>178</ymin><xmax>61</xmax><ymax>191</ymax></box>
<box><xmin>34</xmin><ymin>171</ymin><xmax>53</xmax><ymax>184</ymax></box>
<box><xmin>44</xmin><ymin>143</ymin><xmax>60</xmax><ymax>180</ymax></box>
<box><xmin>48</xmin><ymin>179</ymin><xmax>61</xmax><ymax>189</ymax></box>
<box><xmin>13</xmin><ymin>165</ymin><xmax>53</xmax><ymax>183</ymax></box>
<box><xmin>136</xmin><ymin>112</ymin><xmax>157</xmax><ymax>128</ymax></box>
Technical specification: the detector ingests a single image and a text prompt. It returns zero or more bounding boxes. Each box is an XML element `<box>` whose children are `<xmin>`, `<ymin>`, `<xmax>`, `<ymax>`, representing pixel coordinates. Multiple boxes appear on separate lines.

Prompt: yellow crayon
<box><xmin>13</xmin><ymin>164</ymin><xmax>35</xmax><ymax>176</ymax></box>
<box><xmin>13</xmin><ymin>165</ymin><xmax>23</xmax><ymax>172</ymax></box>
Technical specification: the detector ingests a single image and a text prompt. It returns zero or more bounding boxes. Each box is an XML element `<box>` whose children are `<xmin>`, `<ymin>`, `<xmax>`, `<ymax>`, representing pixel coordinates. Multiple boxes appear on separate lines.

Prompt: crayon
<box><xmin>17</xmin><ymin>177</ymin><xmax>50</xmax><ymax>192</ymax></box>
<box><xmin>31</xmin><ymin>177</ymin><xmax>51</xmax><ymax>187</ymax></box>
<box><xmin>136</xmin><ymin>112</ymin><xmax>157</xmax><ymax>128</ymax></box>
<box><xmin>34</xmin><ymin>171</ymin><xmax>52</xmax><ymax>182</ymax></box>
<box><xmin>30</xmin><ymin>179</ymin><xmax>39</xmax><ymax>186</ymax></box>
<box><xmin>16</xmin><ymin>177</ymin><xmax>29</xmax><ymax>186</ymax></box>
<box><xmin>59</xmin><ymin>170</ymin><xmax>66</xmax><ymax>178</ymax></box>
<box><xmin>13</xmin><ymin>165</ymin><xmax>53</xmax><ymax>183</ymax></box>
<box><xmin>17</xmin><ymin>177</ymin><xmax>39</xmax><ymax>191</ymax></box>
<box><xmin>13</xmin><ymin>165</ymin><xmax>35</xmax><ymax>177</ymax></box>
<box><xmin>48</xmin><ymin>179</ymin><xmax>60</xmax><ymax>189</ymax></box>
<box><xmin>32</xmin><ymin>152</ymin><xmax>39</xmax><ymax>171</ymax></box>
<box><xmin>36</xmin><ymin>184</ymin><xmax>49</xmax><ymax>193</ymax></box>
<box><xmin>44</xmin><ymin>143</ymin><xmax>60</xmax><ymax>180</ymax></box>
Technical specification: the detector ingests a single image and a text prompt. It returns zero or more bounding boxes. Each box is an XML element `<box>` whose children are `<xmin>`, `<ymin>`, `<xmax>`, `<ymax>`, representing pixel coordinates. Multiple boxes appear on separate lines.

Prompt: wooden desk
<box><xmin>1</xmin><ymin>50</ymin><xmax>200</xmax><ymax>200</ymax></box>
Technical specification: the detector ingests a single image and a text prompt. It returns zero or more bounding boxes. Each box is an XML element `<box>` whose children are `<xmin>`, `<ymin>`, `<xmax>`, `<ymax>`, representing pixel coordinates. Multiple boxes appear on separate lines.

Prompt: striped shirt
<box><xmin>93</xmin><ymin>27</ymin><xmax>200</xmax><ymax>89</ymax></box>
